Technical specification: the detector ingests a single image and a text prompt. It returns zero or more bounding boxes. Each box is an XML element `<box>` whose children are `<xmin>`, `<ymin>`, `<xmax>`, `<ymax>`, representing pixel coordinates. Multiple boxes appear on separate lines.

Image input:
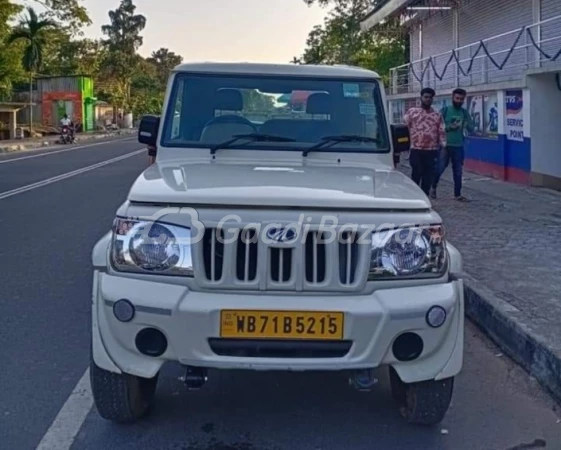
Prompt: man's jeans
<box><xmin>410</xmin><ymin>149</ymin><xmax>439</xmax><ymax>196</ymax></box>
<box><xmin>433</xmin><ymin>145</ymin><xmax>465</xmax><ymax>197</ymax></box>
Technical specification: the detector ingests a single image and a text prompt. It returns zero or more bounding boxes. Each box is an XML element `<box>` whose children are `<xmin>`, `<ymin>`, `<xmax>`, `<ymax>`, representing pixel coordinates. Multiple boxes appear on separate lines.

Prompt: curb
<box><xmin>0</xmin><ymin>129</ymin><xmax>137</xmax><ymax>154</ymax></box>
<box><xmin>463</xmin><ymin>279</ymin><xmax>561</xmax><ymax>404</ymax></box>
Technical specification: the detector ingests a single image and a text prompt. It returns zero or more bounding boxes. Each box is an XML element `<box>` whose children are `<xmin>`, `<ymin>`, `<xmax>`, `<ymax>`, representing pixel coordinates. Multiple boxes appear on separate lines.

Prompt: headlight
<box><xmin>369</xmin><ymin>225</ymin><xmax>447</xmax><ymax>280</ymax></box>
<box><xmin>110</xmin><ymin>218</ymin><xmax>193</xmax><ymax>276</ymax></box>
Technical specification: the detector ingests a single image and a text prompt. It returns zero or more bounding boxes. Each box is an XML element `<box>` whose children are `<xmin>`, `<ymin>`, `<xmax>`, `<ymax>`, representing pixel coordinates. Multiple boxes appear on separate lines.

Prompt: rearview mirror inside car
<box><xmin>390</xmin><ymin>123</ymin><xmax>410</xmax><ymax>153</ymax></box>
<box><xmin>138</xmin><ymin>115</ymin><xmax>160</xmax><ymax>147</ymax></box>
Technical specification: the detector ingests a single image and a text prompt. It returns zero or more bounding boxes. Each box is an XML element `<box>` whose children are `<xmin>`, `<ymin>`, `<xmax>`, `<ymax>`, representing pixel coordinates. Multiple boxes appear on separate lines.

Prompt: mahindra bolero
<box><xmin>90</xmin><ymin>62</ymin><xmax>464</xmax><ymax>426</ymax></box>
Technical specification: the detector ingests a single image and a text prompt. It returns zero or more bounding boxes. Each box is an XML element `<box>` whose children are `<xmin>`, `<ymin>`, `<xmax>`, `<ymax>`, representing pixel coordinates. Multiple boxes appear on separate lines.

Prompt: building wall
<box><xmin>407</xmin><ymin>0</ymin><xmax>538</xmax><ymax>91</ymax></box>
<box><xmin>527</xmin><ymin>72</ymin><xmax>561</xmax><ymax>185</ymax></box>
<box><xmin>408</xmin><ymin>11</ymin><xmax>455</xmax><ymax>93</ymax></box>
<box><xmin>42</xmin><ymin>92</ymin><xmax>83</xmax><ymax>128</ymax></box>
<box><xmin>392</xmin><ymin>0</ymin><xmax>561</xmax><ymax>188</ymax></box>
<box><xmin>457</xmin><ymin>0</ymin><xmax>533</xmax><ymax>84</ymax></box>
<box><xmin>541</xmin><ymin>0</ymin><xmax>561</xmax><ymax>59</ymax></box>
<box><xmin>37</xmin><ymin>76</ymin><xmax>80</xmax><ymax>94</ymax></box>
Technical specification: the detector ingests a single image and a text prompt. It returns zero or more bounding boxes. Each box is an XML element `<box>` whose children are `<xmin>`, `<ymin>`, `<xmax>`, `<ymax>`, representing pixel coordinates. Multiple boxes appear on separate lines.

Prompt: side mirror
<box><xmin>138</xmin><ymin>115</ymin><xmax>160</xmax><ymax>146</ymax></box>
<box><xmin>391</xmin><ymin>123</ymin><xmax>410</xmax><ymax>153</ymax></box>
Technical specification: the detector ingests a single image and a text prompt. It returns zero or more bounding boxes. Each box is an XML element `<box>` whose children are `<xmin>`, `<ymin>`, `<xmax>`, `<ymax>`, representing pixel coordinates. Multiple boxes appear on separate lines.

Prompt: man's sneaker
<box><xmin>430</xmin><ymin>188</ymin><xmax>437</xmax><ymax>199</ymax></box>
<box><xmin>455</xmin><ymin>195</ymin><xmax>470</xmax><ymax>202</ymax></box>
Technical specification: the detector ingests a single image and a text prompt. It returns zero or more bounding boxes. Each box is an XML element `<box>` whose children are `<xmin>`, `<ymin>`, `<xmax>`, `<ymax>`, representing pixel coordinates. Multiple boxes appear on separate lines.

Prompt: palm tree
<box><xmin>8</xmin><ymin>7</ymin><xmax>56</xmax><ymax>136</ymax></box>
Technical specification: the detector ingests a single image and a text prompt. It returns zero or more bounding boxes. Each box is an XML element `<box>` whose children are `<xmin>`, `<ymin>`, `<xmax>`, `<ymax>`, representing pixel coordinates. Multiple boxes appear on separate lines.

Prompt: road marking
<box><xmin>0</xmin><ymin>136</ymin><xmax>135</xmax><ymax>164</ymax></box>
<box><xmin>0</xmin><ymin>149</ymin><xmax>144</xmax><ymax>200</ymax></box>
<box><xmin>35</xmin><ymin>369</ymin><xmax>93</xmax><ymax>450</ymax></box>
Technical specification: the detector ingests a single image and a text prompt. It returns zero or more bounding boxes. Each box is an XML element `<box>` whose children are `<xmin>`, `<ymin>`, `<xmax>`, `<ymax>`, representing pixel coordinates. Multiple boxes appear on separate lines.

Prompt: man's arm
<box><xmin>440</xmin><ymin>107</ymin><xmax>450</xmax><ymax>132</ymax></box>
<box><xmin>464</xmin><ymin>109</ymin><xmax>475</xmax><ymax>134</ymax></box>
<box><xmin>438</xmin><ymin>114</ymin><xmax>447</xmax><ymax>147</ymax></box>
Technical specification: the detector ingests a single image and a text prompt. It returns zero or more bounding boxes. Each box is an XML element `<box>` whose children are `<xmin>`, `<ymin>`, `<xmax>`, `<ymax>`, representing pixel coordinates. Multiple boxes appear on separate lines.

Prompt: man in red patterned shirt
<box><xmin>403</xmin><ymin>88</ymin><xmax>446</xmax><ymax>196</ymax></box>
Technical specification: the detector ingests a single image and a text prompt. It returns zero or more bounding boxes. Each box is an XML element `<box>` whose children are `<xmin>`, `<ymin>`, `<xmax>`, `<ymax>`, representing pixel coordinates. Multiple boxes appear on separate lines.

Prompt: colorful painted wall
<box><xmin>38</xmin><ymin>76</ymin><xmax>96</xmax><ymax>132</ymax></box>
<box><xmin>389</xmin><ymin>88</ymin><xmax>531</xmax><ymax>185</ymax></box>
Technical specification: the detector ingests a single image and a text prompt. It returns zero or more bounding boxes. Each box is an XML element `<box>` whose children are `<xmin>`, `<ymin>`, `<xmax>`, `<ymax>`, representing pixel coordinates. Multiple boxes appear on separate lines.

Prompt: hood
<box><xmin>127</xmin><ymin>160</ymin><xmax>430</xmax><ymax>210</ymax></box>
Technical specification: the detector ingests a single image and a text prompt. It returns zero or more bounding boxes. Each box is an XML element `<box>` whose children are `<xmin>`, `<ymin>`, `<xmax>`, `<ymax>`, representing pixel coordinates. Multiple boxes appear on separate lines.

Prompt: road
<box><xmin>0</xmin><ymin>138</ymin><xmax>559</xmax><ymax>450</ymax></box>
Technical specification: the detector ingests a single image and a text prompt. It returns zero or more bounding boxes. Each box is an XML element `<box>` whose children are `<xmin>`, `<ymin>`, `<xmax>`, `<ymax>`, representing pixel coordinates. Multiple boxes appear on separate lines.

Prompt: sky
<box><xmin>79</xmin><ymin>0</ymin><xmax>328</xmax><ymax>63</ymax></box>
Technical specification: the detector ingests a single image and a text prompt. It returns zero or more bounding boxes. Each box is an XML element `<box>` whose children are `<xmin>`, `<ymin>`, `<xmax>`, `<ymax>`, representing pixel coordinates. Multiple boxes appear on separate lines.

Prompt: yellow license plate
<box><xmin>220</xmin><ymin>310</ymin><xmax>344</xmax><ymax>340</ymax></box>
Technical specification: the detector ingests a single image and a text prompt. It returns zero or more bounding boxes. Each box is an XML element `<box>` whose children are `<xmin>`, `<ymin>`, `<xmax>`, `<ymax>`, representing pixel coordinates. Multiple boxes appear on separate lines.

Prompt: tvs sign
<box><xmin>505</xmin><ymin>90</ymin><xmax>524</xmax><ymax>142</ymax></box>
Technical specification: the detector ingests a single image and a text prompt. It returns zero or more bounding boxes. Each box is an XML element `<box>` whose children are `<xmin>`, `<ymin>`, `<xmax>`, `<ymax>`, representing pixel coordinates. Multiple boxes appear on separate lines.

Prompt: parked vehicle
<box><xmin>90</xmin><ymin>62</ymin><xmax>465</xmax><ymax>427</ymax></box>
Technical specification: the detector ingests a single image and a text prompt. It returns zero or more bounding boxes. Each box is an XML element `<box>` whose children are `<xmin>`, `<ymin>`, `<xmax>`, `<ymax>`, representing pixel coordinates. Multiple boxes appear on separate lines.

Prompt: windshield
<box><xmin>160</xmin><ymin>72</ymin><xmax>389</xmax><ymax>153</ymax></box>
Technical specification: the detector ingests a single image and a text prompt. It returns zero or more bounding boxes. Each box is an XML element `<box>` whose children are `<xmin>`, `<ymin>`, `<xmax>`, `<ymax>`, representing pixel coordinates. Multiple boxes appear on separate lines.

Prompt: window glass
<box><xmin>161</xmin><ymin>73</ymin><xmax>389</xmax><ymax>153</ymax></box>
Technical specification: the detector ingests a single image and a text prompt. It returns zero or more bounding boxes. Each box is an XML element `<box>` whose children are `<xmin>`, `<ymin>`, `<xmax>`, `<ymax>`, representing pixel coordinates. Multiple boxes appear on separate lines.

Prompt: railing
<box><xmin>389</xmin><ymin>14</ymin><xmax>561</xmax><ymax>94</ymax></box>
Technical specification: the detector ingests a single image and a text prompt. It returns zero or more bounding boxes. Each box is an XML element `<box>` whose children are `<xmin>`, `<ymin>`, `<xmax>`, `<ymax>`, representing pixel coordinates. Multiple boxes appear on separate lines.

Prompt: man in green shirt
<box><xmin>430</xmin><ymin>88</ymin><xmax>474</xmax><ymax>201</ymax></box>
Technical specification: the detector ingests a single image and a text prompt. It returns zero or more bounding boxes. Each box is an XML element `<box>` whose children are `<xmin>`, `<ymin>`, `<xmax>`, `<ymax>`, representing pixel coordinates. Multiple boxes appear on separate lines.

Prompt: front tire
<box><xmin>389</xmin><ymin>367</ymin><xmax>454</xmax><ymax>426</ymax></box>
<box><xmin>90</xmin><ymin>357</ymin><xmax>159</xmax><ymax>424</ymax></box>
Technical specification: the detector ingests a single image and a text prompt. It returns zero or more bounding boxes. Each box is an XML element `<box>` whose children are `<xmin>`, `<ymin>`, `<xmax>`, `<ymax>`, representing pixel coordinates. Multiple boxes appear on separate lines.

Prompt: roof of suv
<box><xmin>171</xmin><ymin>62</ymin><xmax>381</xmax><ymax>79</ymax></box>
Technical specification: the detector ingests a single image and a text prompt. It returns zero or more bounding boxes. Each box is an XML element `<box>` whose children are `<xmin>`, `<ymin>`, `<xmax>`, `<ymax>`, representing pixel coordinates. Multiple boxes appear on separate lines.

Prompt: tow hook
<box><xmin>349</xmin><ymin>369</ymin><xmax>378</xmax><ymax>391</ymax></box>
<box><xmin>179</xmin><ymin>366</ymin><xmax>208</xmax><ymax>390</ymax></box>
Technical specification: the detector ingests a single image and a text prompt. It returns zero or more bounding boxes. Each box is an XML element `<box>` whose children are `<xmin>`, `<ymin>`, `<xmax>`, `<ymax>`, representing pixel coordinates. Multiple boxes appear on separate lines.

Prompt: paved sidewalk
<box><xmin>0</xmin><ymin>128</ymin><xmax>137</xmax><ymax>153</ymax></box>
<box><xmin>398</xmin><ymin>156</ymin><xmax>561</xmax><ymax>403</ymax></box>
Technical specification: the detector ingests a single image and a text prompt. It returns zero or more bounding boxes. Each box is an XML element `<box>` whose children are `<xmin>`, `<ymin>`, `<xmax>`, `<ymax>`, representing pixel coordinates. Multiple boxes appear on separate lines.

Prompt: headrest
<box><xmin>306</xmin><ymin>92</ymin><xmax>331</xmax><ymax>115</ymax></box>
<box><xmin>215</xmin><ymin>89</ymin><xmax>243</xmax><ymax>111</ymax></box>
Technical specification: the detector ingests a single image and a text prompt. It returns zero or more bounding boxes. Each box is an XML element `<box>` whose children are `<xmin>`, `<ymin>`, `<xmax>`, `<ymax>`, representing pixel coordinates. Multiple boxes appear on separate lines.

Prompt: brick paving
<box><xmin>398</xmin><ymin>158</ymin><xmax>561</xmax><ymax>351</ymax></box>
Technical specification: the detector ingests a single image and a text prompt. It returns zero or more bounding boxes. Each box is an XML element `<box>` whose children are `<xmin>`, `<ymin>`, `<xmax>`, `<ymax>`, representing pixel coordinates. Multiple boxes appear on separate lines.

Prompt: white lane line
<box><xmin>0</xmin><ymin>149</ymin><xmax>144</xmax><ymax>200</ymax></box>
<box><xmin>0</xmin><ymin>137</ymin><xmax>135</xmax><ymax>164</ymax></box>
<box><xmin>35</xmin><ymin>369</ymin><xmax>93</xmax><ymax>450</ymax></box>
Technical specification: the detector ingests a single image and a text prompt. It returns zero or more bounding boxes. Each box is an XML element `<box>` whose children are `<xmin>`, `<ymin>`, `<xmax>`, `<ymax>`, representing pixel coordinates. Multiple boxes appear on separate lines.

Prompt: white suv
<box><xmin>90</xmin><ymin>62</ymin><xmax>464</xmax><ymax>426</ymax></box>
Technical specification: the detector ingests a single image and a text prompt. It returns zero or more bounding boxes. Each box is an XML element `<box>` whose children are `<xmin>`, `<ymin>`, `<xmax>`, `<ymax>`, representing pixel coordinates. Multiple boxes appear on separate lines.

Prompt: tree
<box><xmin>8</xmin><ymin>6</ymin><xmax>56</xmax><ymax>133</ymax></box>
<box><xmin>42</xmin><ymin>32</ymin><xmax>106</xmax><ymax>78</ymax></box>
<box><xmin>242</xmin><ymin>90</ymin><xmax>276</xmax><ymax>112</ymax></box>
<box><xmin>296</xmin><ymin>0</ymin><xmax>408</xmax><ymax>85</ymax></box>
<box><xmin>101</xmin><ymin>0</ymin><xmax>146</xmax><ymax>115</ymax></box>
<box><xmin>0</xmin><ymin>0</ymin><xmax>25</xmax><ymax>100</ymax></box>
<box><xmin>146</xmin><ymin>48</ymin><xmax>183</xmax><ymax>89</ymax></box>
<box><xmin>29</xmin><ymin>0</ymin><xmax>91</xmax><ymax>34</ymax></box>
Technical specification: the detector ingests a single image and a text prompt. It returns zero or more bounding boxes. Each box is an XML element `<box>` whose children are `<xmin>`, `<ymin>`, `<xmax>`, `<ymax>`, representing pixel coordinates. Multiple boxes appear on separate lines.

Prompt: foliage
<box><xmin>0</xmin><ymin>0</ymin><xmax>184</xmax><ymax>121</ymax></box>
<box><xmin>146</xmin><ymin>48</ymin><xmax>183</xmax><ymax>89</ymax></box>
<box><xmin>42</xmin><ymin>29</ymin><xmax>107</xmax><ymax>77</ymax></box>
<box><xmin>242</xmin><ymin>90</ymin><xmax>276</xmax><ymax>112</ymax></box>
<box><xmin>101</xmin><ymin>0</ymin><xmax>147</xmax><ymax>114</ymax></box>
<box><xmin>295</xmin><ymin>0</ymin><xmax>408</xmax><ymax>85</ymax></box>
<box><xmin>8</xmin><ymin>7</ymin><xmax>57</xmax><ymax>75</ymax></box>
<box><xmin>131</xmin><ymin>91</ymin><xmax>163</xmax><ymax>118</ymax></box>
<box><xmin>25</xmin><ymin>0</ymin><xmax>91</xmax><ymax>34</ymax></box>
<box><xmin>0</xmin><ymin>0</ymin><xmax>25</xmax><ymax>99</ymax></box>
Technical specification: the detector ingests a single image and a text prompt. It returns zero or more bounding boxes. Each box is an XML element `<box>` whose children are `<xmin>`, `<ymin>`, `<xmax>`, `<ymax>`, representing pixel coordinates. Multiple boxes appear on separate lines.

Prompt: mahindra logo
<box><xmin>266</xmin><ymin>227</ymin><xmax>297</xmax><ymax>243</ymax></box>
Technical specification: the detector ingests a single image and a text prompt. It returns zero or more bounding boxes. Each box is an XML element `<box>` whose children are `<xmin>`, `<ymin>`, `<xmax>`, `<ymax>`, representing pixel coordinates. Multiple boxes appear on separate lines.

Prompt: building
<box><xmin>15</xmin><ymin>75</ymin><xmax>96</xmax><ymax>133</ymax></box>
<box><xmin>0</xmin><ymin>103</ymin><xmax>30</xmax><ymax>139</ymax></box>
<box><xmin>38</xmin><ymin>76</ymin><xmax>96</xmax><ymax>132</ymax></box>
<box><xmin>361</xmin><ymin>0</ymin><xmax>561</xmax><ymax>189</ymax></box>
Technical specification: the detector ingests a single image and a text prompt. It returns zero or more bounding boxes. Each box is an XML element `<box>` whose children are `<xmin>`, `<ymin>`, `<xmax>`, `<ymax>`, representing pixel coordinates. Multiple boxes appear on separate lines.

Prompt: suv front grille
<box><xmin>236</xmin><ymin>228</ymin><xmax>258</xmax><ymax>282</ymax></box>
<box><xmin>202</xmin><ymin>228</ymin><xmax>224</xmax><ymax>282</ymax></box>
<box><xmin>339</xmin><ymin>231</ymin><xmax>360</xmax><ymax>285</ymax></box>
<box><xmin>270</xmin><ymin>247</ymin><xmax>293</xmax><ymax>283</ymax></box>
<box><xmin>197</xmin><ymin>226</ymin><xmax>367</xmax><ymax>292</ymax></box>
<box><xmin>305</xmin><ymin>231</ymin><xmax>327</xmax><ymax>284</ymax></box>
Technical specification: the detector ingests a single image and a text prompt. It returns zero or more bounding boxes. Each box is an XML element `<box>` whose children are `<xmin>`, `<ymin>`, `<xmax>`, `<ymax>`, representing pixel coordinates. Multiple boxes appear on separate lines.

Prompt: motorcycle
<box><xmin>59</xmin><ymin>125</ymin><xmax>75</xmax><ymax>144</ymax></box>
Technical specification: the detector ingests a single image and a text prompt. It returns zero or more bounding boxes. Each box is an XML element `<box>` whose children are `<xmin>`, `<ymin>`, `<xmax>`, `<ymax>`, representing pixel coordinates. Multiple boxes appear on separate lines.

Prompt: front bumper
<box><xmin>92</xmin><ymin>271</ymin><xmax>464</xmax><ymax>384</ymax></box>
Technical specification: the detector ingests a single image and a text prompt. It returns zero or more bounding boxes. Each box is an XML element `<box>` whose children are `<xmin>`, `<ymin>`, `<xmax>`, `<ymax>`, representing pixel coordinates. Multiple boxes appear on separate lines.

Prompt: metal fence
<box><xmin>389</xmin><ymin>14</ymin><xmax>561</xmax><ymax>94</ymax></box>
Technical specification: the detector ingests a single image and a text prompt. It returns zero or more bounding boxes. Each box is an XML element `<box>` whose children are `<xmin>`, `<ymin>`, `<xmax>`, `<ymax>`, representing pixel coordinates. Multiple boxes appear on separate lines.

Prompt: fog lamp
<box><xmin>113</xmin><ymin>299</ymin><xmax>135</xmax><ymax>322</ymax></box>
<box><xmin>426</xmin><ymin>306</ymin><xmax>446</xmax><ymax>328</ymax></box>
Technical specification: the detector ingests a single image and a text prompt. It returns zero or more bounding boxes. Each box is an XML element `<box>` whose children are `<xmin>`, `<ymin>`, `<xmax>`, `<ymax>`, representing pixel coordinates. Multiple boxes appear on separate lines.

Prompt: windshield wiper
<box><xmin>303</xmin><ymin>135</ymin><xmax>379</xmax><ymax>157</ymax></box>
<box><xmin>210</xmin><ymin>133</ymin><xmax>296</xmax><ymax>155</ymax></box>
